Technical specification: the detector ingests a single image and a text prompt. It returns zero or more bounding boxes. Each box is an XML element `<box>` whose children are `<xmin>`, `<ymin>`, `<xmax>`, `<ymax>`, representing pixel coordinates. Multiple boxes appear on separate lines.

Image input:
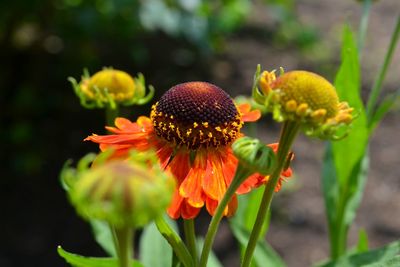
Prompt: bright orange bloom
<box><xmin>86</xmin><ymin>82</ymin><xmax>292</xmax><ymax>219</ymax></box>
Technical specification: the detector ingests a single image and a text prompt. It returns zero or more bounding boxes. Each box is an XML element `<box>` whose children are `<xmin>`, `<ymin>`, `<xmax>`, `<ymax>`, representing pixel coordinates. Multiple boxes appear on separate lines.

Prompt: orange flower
<box><xmin>86</xmin><ymin>82</ymin><xmax>291</xmax><ymax>219</ymax></box>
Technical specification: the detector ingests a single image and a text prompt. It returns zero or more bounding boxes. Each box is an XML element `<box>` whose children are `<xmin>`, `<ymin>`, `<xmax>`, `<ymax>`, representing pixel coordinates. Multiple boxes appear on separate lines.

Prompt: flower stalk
<box><xmin>183</xmin><ymin>219</ymin><xmax>198</xmax><ymax>266</ymax></box>
<box><xmin>199</xmin><ymin>165</ymin><xmax>253</xmax><ymax>267</ymax></box>
<box><xmin>242</xmin><ymin>121</ymin><xmax>300</xmax><ymax>267</ymax></box>
<box><xmin>114</xmin><ymin>227</ymin><xmax>133</xmax><ymax>267</ymax></box>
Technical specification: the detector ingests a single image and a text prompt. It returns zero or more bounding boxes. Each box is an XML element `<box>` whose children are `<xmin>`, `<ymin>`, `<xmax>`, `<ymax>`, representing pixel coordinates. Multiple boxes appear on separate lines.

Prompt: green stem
<box><xmin>199</xmin><ymin>166</ymin><xmax>252</xmax><ymax>267</ymax></box>
<box><xmin>115</xmin><ymin>227</ymin><xmax>133</xmax><ymax>267</ymax></box>
<box><xmin>366</xmin><ymin>16</ymin><xmax>400</xmax><ymax>122</ymax></box>
<box><xmin>241</xmin><ymin>121</ymin><xmax>300</xmax><ymax>267</ymax></box>
<box><xmin>106</xmin><ymin>105</ymin><xmax>120</xmax><ymax>126</ymax></box>
<box><xmin>155</xmin><ymin>216</ymin><xmax>194</xmax><ymax>267</ymax></box>
<box><xmin>358</xmin><ymin>0</ymin><xmax>372</xmax><ymax>56</ymax></box>
<box><xmin>184</xmin><ymin>219</ymin><xmax>198</xmax><ymax>266</ymax></box>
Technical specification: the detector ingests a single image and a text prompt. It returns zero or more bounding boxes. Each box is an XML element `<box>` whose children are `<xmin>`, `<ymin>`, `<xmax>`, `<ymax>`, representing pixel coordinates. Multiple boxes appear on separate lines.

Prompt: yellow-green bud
<box><xmin>69</xmin><ymin>68</ymin><xmax>154</xmax><ymax>109</ymax></box>
<box><xmin>69</xmin><ymin>160</ymin><xmax>175</xmax><ymax>229</ymax></box>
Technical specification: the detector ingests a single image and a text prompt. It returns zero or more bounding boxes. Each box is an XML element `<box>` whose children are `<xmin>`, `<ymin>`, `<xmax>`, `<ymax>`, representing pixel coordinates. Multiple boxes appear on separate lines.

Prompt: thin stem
<box><xmin>366</xmin><ymin>16</ymin><xmax>400</xmax><ymax>122</ymax></box>
<box><xmin>199</xmin><ymin>166</ymin><xmax>252</xmax><ymax>267</ymax></box>
<box><xmin>358</xmin><ymin>0</ymin><xmax>372</xmax><ymax>56</ymax></box>
<box><xmin>106</xmin><ymin>105</ymin><xmax>120</xmax><ymax>126</ymax></box>
<box><xmin>115</xmin><ymin>227</ymin><xmax>133</xmax><ymax>267</ymax></box>
<box><xmin>184</xmin><ymin>219</ymin><xmax>198</xmax><ymax>266</ymax></box>
<box><xmin>242</xmin><ymin>121</ymin><xmax>300</xmax><ymax>267</ymax></box>
<box><xmin>155</xmin><ymin>216</ymin><xmax>194</xmax><ymax>267</ymax></box>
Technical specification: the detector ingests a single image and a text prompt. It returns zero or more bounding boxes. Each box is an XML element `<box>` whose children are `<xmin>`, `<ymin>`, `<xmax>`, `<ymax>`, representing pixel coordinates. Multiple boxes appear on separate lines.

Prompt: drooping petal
<box><xmin>180</xmin><ymin>200</ymin><xmax>201</xmax><ymax>219</ymax></box>
<box><xmin>205</xmin><ymin>194</ymin><xmax>238</xmax><ymax>217</ymax></box>
<box><xmin>202</xmin><ymin>153</ymin><xmax>227</xmax><ymax>201</ymax></box>
<box><xmin>179</xmin><ymin>155</ymin><xmax>207</xmax><ymax>208</ymax></box>
<box><xmin>168</xmin><ymin>151</ymin><xmax>191</xmax><ymax>184</ymax></box>
<box><xmin>167</xmin><ymin>191</ymin><xmax>184</xmax><ymax>219</ymax></box>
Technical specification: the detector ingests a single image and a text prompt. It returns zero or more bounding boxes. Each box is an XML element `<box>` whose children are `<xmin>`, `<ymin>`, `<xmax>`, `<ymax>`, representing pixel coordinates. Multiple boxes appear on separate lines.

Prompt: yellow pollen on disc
<box><xmin>150</xmin><ymin>102</ymin><xmax>243</xmax><ymax>150</ymax></box>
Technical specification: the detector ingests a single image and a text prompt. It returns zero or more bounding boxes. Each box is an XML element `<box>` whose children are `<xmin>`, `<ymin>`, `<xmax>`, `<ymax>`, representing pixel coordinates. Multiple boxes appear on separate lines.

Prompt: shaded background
<box><xmin>1</xmin><ymin>0</ymin><xmax>399</xmax><ymax>266</ymax></box>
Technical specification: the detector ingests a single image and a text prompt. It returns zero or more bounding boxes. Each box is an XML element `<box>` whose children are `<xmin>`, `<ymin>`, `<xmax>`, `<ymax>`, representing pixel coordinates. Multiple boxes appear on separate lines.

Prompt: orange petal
<box><xmin>167</xmin><ymin>191</ymin><xmax>184</xmax><ymax>219</ymax></box>
<box><xmin>179</xmin><ymin>155</ymin><xmax>206</xmax><ymax>208</ymax></box>
<box><xmin>220</xmin><ymin>149</ymin><xmax>238</xmax><ymax>187</ymax></box>
<box><xmin>237</xmin><ymin>173</ymin><xmax>264</xmax><ymax>194</ymax></box>
<box><xmin>168</xmin><ymin>152</ymin><xmax>191</xmax><ymax>184</ymax></box>
<box><xmin>238</xmin><ymin>103</ymin><xmax>261</xmax><ymax>122</ymax></box>
<box><xmin>202</xmin><ymin>153</ymin><xmax>227</xmax><ymax>201</ymax></box>
<box><xmin>205</xmin><ymin>195</ymin><xmax>238</xmax><ymax>217</ymax></box>
<box><xmin>180</xmin><ymin>200</ymin><xmax>201</xmax><ymax>219</ymax></box>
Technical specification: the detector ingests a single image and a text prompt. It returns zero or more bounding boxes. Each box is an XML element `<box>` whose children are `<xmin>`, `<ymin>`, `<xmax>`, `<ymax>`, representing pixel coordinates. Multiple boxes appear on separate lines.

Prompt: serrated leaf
<box><xmin>314</xmin><ymin>240</ymin><xmax>400</xmax><ymax>267</ymax></box>
<box><xmin>230</xmin><ymin>223</ymin><xmax>286</xmax><ymax>267</ymax></box>
<box><xmin>57</xmin><ymin>246</ymin><xmax>143</xmax><ymax>267</ymax></box>
<box><xmin>139</xmin><ymin>216</ymin><xmax>178</xmax><ymax>267</ymax></box>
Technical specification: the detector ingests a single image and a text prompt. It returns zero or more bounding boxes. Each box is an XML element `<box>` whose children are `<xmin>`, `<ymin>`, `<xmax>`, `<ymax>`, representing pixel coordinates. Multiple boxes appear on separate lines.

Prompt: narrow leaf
<box><xmin>140</xmin><ymin>216</ymin><xmax>178</xmax><ymax>267</ymax></box>
<box><xmin>356</xmin><ymin>229</ymin><xmax>369</xmax><ymax>253</ymax></box>
<box><xmin>333</xmin><ymin>25</ymin><xmax>368</xmax><ymax>187</ymax></box>
<box><xmin>321</xmin><ymin>143</ymin><xmax>340</xmax><ymax>253</ymax></box>
<box><xmin>343</xmin><ymin>152</ymin><xmax>369</xmax><ymax>228</ymax></box>
<box><xmin>57</xmin><ymin>246</ymin><xmax>143</xmax><ymax>267</ymax></box>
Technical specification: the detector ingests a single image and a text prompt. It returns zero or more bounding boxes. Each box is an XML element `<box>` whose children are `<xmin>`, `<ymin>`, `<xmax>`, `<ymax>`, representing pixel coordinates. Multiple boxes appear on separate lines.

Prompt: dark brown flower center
<box><xmin>150</xmin><ymin>82</ymin><xmax>242</xmax><ymax>150</ymax></box>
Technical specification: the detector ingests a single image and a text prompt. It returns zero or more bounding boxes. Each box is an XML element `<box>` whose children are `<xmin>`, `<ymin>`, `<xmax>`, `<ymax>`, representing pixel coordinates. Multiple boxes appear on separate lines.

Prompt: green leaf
<box><xmin>154</xmin><ymin>216</ymin><xmax>194</xmax><ymax>267</ymax></box>
<box><xmin>342</xmin><ymin>152</ymin><xmax>369</xmax><ymax>229</ymax></box>
<box><xmin>232</xmin><ymin>187</ymin><xmax>270</xmax><ymax>235</ymax></box>
<box><xmin>196</xmin><ymin>238</ymin><xmax>223</xmax><ymax>267</ymax></box>
<box><xmin>315</xmin><ymin>240</ymin><xmax>400</xmax><ymax>267</ymax></box>
<box><xmin>333</xmin><ymin>25</ymin><xmax>368</xmax><ymax>187</ymax></box>
<box><xmin>230</xmin><ymin>223</ymin><xmax>286</xmax><ymax>267</ymax></box>
<box><xmin>90</xmin><ymin>220</ymin><xmax>117</xmax><ymax>257</ymax></box>
<box><xmin>364</xmin><ymin>255</ymin><xmax>400</xmax><ymax>267</ymax></box>
<box><xmin>356</xmin><ymin>229</ymin><xmax>369</xmax><ymax>253</ymax></box>
<box><xmin>139</xmin><ymin>216</ymin><xmax>178</xmax><ymax>267</ymax></box>
<box><xmin>321</xmin><ymin>143</ymin><xmax>339</xmax><ymax>234</ymax></box>
<box><xmin>57</xmin><ymin>246</ymin><xmax>143</xmax><ymax>267</ymax></box>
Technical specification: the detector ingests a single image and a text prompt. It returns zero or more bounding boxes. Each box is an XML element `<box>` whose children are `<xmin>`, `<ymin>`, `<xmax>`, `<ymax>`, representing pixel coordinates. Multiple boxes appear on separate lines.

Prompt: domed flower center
<box><xmin>151</xmin><ymin>82</ymin><xmax>242</xmax><ymax>150</ymax></box>
<box><xmin>271</xmin><ymin>71</ymin><xmax>339</xmax><ymax>118</ymax></box>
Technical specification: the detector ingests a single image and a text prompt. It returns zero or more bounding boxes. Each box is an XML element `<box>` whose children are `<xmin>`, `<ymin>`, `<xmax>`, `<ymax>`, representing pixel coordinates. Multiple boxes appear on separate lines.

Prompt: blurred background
<box><xmin>1</xmin><ymin>0</ymin><xmax>399</xmax><ymax>266</ymax></box>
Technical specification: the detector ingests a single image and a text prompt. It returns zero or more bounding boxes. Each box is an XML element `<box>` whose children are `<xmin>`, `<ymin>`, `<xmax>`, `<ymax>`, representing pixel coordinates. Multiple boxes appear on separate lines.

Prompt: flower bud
<box><xmin>69</xmin><ymin>159</ymin><xmax>175</xmax><ymax>228</ymax></box>
<box><xmin>69</xmin><ymin>68</ymin><xmax>154</xmax><ymax>109</ymax></box>
<box><xmin>253</xmin><ymin>67</ymin><xmax>354</xmax><ymax>139</ymax></box>
<box><xmin>232</xmin><ymin>137</ymin><xmax>276</xmax><ymax>175</ymax></box>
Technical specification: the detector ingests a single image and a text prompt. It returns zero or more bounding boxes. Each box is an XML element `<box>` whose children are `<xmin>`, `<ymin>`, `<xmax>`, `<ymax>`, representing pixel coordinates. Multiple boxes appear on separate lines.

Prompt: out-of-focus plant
<box><xmin>264</xmin><ymin>0</ymin><xmax>319</xmax><ymax>51</ymax></box>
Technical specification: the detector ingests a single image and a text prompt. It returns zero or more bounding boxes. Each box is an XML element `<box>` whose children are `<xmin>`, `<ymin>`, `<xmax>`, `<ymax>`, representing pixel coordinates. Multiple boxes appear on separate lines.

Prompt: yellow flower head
<box><xmin>69</xmin><ymin>68</ymin><xmax>154</xmax><ymax>109</ymax></box>
<box><xmin>254</xmin><ymin>67</ymin><xmax>354</xmax><ymax>139</ymax></box>
<box><xmin>82</xmin><ymin>69</ymin><xmax>136</xmax><ymax>102</ymax></box>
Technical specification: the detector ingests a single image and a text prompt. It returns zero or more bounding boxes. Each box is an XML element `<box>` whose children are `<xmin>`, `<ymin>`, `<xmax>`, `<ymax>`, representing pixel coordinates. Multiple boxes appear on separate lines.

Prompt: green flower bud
<box><xmin>69</xmin><ymin>160</ymin><xmax>175</xmax><ymax>229</ymax></box>
<box><xmin>69</xmin><ymin>68</ymin><xmax>154</xmax><ymax>109</ymax></box>
<box><xmin>232</xmin><ymin>137</ymin><xmax>276</xmax><ymax>175</ymax></box>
